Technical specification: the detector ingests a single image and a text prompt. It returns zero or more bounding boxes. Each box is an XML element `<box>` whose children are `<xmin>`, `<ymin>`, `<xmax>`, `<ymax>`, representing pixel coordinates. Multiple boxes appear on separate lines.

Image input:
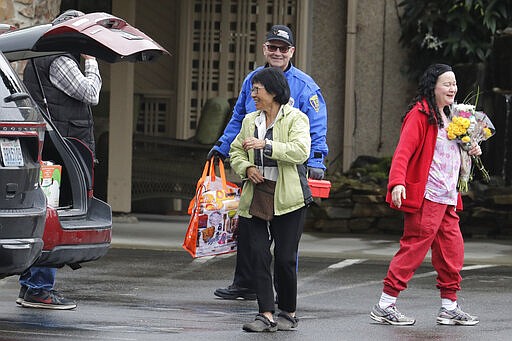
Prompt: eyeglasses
<box><xmin>251</xmin><ymin>86</ymin><xmax>264</xmax><ymax>94</ymax></box>
<box><xmin>265</xmin><ymin>44</ymin><xmax>292</xmax><ymax>53</ymax></box>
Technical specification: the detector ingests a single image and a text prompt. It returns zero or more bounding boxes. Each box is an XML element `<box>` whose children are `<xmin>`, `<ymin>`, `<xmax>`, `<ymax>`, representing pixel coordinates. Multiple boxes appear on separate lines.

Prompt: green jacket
<box><xmin>229</xmin><ymin>104</ymin><xmax>312</xmax><ymax>218</ymax></box>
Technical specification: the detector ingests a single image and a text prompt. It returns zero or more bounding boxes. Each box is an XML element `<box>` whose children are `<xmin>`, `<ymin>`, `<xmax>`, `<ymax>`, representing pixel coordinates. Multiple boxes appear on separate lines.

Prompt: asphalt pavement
<box><xmin>112</xmin><ymin>213</ymin><xmax>512</xmax><ymax>265</ymax></box>
<box><xmin>1</xmin><ymin>213</ymin><xmax>512</xmax><ymax>340</ymax></box>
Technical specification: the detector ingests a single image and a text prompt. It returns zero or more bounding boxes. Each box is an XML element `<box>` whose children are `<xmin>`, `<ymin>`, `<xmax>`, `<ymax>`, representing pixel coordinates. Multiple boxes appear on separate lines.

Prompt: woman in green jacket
<box><xmin>230</xmin><ymin>67</ymin><xmax>312</xmax><ymax>332</ymax></box>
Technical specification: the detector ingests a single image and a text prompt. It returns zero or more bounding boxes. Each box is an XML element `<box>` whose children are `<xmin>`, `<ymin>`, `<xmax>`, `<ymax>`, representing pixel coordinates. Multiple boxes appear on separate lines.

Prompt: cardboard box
<box><xmin>40</xmin><ymin>162</ymin><xmax>62</xmax><ymax>208</ymax></box>
<box><xmin>308</xmin><ymin>179</ymin><xmax>331</xmax><ymax>198</ymax></box>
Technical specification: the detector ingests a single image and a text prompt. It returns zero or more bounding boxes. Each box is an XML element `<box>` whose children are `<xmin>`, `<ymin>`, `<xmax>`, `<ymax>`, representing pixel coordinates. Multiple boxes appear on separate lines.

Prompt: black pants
<box><xmin>242</xmin><ymin>207</ymin><xmax>306</xmax><ymax>313</ymax></box>
<box><xmin>232</xmin><ymin>215</ymin><xmax>254</xmax><ymax>290</ymax></box>
<box><xmin>232</xmin><ymin>214</ymin><xmax>299</xmax><ymax>291</ymax></box>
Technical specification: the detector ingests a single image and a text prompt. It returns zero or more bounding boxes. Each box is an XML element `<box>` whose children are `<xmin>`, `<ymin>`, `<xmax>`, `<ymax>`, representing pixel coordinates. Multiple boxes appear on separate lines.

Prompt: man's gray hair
<box><xmin>52</xmin><ymin>9</ymin><xmax>85</xmax><ymax>26</ymax></box>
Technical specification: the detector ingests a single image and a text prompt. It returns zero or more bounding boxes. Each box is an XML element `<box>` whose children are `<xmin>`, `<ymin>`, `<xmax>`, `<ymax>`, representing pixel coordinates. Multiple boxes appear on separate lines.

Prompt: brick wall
<box><xmin>0</xmin><ymin>0</ymin><xmax>60</xmax><ymax>28</ymax></box>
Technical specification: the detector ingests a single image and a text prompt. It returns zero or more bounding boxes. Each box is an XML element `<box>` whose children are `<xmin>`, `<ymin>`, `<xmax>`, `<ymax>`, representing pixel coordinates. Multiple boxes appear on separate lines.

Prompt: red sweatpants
<box><xmin>383</xmin><ymin>198</ymin><xmax>464</xmax><ymax>301</ymax></box>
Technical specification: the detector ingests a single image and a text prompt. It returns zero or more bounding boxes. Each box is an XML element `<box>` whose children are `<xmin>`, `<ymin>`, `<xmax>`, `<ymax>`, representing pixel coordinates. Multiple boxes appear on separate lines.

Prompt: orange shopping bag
<box><xmin>183</xmin><ymin>158</ymin><xmax>240</xmax><ymax>258</ymax></box>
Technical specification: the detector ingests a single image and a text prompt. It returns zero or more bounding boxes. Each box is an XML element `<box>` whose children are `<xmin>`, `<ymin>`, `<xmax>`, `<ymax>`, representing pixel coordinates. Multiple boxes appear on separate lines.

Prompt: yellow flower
<box><xmin>446</xmin><ymin>117</ymin><xmax>472</xmax><ymax>141</ymax></box>
<box><xmin>461</xmin><ymin>135</ymin><xmax>471</xmax><ymax>143</ymax></box>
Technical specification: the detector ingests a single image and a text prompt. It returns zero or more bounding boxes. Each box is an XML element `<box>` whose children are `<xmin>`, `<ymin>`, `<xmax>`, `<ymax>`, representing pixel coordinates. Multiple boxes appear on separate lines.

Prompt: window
<box><xmin>136</xmin><ymin>96</ymin><xmax>170</xmax><ymax>136</ymax></box>
<box><xmin>176</xmin><ymin>0</ymin><xmax>297</xmax><ymax>139</ymax></box>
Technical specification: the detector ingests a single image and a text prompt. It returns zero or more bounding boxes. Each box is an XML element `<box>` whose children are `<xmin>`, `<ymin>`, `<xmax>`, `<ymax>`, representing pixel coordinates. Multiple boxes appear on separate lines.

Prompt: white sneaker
<box><xmin>370</xmin><ymin>304</ymin><xmax>415</xmax><ymax>326</ymax></box>
<box><xmin>437</xmin><ymin>305</ymin><xmax>479</xmax><ymax>326</ymax></box>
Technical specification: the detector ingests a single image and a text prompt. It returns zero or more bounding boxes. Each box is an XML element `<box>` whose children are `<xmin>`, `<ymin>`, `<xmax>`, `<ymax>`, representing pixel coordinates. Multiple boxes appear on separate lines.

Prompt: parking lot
<box><xmin>1</xmin><ymin>215</ymin><xmax>511</xmax><ymax>340</ymax></box>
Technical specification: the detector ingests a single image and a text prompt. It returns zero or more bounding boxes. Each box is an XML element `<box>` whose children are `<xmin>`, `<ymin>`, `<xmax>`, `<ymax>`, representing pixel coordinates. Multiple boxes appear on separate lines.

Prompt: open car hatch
<box><xmin>0</xmin><ymin>12</ymin><xmax>169</xmax><ymax>63</ymax></box>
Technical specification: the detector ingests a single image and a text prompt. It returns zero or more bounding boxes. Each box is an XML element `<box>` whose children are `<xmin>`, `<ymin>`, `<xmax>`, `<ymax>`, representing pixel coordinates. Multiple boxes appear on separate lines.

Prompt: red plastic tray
<box><xmin>308</xmin><ymin>179</ymin><xmax>331</xmax><ymax>198</ymax></box>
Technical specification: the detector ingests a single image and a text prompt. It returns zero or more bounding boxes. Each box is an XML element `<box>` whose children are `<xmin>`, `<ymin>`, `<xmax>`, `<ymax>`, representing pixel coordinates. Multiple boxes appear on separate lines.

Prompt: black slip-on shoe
<box><xmin>214</xmin><ymin>284</ymin><xmax>256</xmax><ymax>300</ymax></box>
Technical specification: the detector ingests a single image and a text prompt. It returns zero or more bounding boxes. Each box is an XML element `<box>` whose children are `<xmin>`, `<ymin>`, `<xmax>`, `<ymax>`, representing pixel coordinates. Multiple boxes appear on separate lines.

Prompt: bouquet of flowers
<box><xmin>446</xmin><ymin>103</ymin><xmax>495</xmax><ymax>192</ymax></box>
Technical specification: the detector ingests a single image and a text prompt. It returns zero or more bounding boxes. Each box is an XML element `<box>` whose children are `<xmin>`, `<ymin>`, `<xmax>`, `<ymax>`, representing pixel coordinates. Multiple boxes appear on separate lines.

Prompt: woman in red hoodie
<box><xmin>370</xmin><ymin>64</ymin><xmax>481</xmax><ymax>326</ymax></box>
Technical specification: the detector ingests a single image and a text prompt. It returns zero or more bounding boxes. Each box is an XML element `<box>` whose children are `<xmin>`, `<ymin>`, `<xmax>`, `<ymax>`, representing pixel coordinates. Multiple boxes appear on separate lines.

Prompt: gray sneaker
<box><xmin>276</xmin><ymin>312</ymin><xmax>299</xmax><ymax>330</ymax></box>
<box><xmin>437</xmin><ymin>305</ymin><xmax>479</xmax><ymax>326</ymax></box>
<box><xmin>21</xmin><ymin>288</ymin><xmax>77</xmax><ymax>310</ymax></box>
<box><xmin>242</xmin><ymin>314</ymin><xmax>277</xmax><ymax>332</ymax></box>
<box><xmin>370</xmin><ymin>304</ymin><xmax>416</xmax><ymax>326</ymax></box>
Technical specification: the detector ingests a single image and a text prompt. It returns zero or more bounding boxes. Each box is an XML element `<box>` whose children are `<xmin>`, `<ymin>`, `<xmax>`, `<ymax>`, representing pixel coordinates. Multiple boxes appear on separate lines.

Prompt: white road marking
<box><xmin>328</xmin><ymin>259</ymin><xmax>366</xmax><ymax>269</ymax></box>
<box><xmin>299</xmin><ymin>259</ymin><xmax>367</xmax><ymax>287</ymax></box>
<box><xmin>298</xmin><ymin>263</ymin><xmax>498</xmax><ymax>299</ymax></box>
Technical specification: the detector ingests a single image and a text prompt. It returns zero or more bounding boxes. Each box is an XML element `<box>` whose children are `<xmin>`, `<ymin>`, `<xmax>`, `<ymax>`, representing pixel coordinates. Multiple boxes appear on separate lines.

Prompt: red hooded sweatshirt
<box><xmin>386</xmin><ymin>99</ymin><xmax>463</xmax><ymax>213</ymax></box>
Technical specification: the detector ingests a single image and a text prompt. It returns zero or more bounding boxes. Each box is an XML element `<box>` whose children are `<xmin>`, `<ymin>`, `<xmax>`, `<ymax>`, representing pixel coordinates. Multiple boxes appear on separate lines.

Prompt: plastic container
<box><xmin>40</xmin><ymin>161</ymin><xmax>62</xmax><ymax>208</ymax></box>
<box><xmin>308</xmin><ymin>179</ymin><xmax>331</xmax><ymax>198</ymax></box>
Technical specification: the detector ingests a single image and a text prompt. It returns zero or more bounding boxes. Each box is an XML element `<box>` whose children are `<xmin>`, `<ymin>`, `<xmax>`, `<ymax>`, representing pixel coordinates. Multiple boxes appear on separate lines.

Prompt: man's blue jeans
<box><xmin>19</xmin><ymin>267</ymin><xmax>56</xmax><ymax>290</ymax></box>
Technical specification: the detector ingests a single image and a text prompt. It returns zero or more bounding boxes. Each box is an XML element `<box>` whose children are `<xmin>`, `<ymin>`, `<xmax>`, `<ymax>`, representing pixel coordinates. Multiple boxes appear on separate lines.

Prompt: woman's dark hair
<box><xmin>252</xmin><ymin>67</ymin><xmax>290</xmax><ymax>105</ymax></box>
<box><xmin>403</xmin><ymin>63</ymin><xmax>453</xmax><ymax>127</ymax></box>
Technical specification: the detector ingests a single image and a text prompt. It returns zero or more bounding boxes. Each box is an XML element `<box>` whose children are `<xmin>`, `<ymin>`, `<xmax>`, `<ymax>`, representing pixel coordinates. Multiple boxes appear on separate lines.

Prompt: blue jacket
<box><xmin>213</xmin><ymin>63</ymin><xmax>328</xmax><ymax>170</ymax></box>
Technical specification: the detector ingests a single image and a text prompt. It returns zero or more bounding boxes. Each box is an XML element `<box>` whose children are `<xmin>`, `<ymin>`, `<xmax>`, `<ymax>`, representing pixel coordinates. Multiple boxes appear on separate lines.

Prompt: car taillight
<box><xmin>0</xmin><ymin>24</ymin><xmax>16</xmax><ymax>35</ymax></box>
<box><xmin>37</xmin><ymin>126</ymin><xmax>45</xmax><ymax>162</ymax></box>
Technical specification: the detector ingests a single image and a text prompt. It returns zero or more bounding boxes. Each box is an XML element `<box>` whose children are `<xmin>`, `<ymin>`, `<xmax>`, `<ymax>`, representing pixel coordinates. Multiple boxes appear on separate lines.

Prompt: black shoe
<box><xmin>21</xmin><ymin>288</ymin><xmax>77</xmax><ymax>310</ymax></box>
<box><xmin>16</xmin><ymin>286</ymin><xmax>28</xmax><ymax>305</ymax></box>
<box><xmin>214</xmin><ymin>284</ymin><xmax>256</xmax><ymax>300</ymax></box>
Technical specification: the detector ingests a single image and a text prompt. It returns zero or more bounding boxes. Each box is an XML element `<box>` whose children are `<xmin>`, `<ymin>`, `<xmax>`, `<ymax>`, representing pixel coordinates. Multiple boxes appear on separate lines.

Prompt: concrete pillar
<box><xmin>343</xmin><ymin>0</ymin><xmax>357</xmax><ymax>172</ymax></box>
<box><xmin>296</xmin><ymin>0</ymin><xmax>312</xmax><ymax>73</ymax></box>
<box><xmin>107</xmin><ymin>0</ymin><xmax>135</xmax><ymax>212</ymax></box>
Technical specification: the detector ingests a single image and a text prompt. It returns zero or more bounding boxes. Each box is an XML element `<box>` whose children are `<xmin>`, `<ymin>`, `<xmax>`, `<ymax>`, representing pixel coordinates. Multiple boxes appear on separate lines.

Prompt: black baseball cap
<box><xmin>266</xmin><ymin>25</ymin><xmax>294</xmax><ymax>46</ymax></box>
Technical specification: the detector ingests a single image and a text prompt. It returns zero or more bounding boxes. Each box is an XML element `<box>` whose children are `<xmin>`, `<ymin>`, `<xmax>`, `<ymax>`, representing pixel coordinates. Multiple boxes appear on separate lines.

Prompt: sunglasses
<box><xmin>265</xmin><ymin>44</ymin><xmax>292</xmax><ymax>53</ymax></box>
<box><xmin>251</xmin><ymin>86</ymin><xmax>264</xmax><ymax>94</ymax></box>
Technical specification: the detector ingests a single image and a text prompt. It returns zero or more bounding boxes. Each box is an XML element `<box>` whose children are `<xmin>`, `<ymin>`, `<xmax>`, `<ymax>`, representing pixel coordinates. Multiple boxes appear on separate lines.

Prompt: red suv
<box><xmin>0</xmin><ymin>13</ymin><xmax>168</xmax><ymax>278</ymax></box>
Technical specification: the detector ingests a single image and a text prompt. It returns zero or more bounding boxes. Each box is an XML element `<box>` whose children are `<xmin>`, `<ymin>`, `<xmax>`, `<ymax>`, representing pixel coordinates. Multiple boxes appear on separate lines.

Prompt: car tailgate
<box><xmin>0</xmin><ymin>12</ymin><xmax>169</xmax><ymax>63</ymax></box>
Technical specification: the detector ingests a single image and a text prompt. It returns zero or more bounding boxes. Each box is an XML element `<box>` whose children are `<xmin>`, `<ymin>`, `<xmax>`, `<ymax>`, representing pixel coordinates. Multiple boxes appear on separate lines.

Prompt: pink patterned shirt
<box><xmin>424</xmin><ymin>119</ymin><xmax>461</xmax><ymax>206</ymax></box>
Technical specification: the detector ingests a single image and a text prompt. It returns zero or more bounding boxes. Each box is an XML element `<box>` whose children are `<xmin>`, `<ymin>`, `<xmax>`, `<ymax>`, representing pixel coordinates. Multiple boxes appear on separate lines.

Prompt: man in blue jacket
<box><xmin>210</xmin><ymin>24</ymin><xmax>328</xmax><ymax>300</ymax></box>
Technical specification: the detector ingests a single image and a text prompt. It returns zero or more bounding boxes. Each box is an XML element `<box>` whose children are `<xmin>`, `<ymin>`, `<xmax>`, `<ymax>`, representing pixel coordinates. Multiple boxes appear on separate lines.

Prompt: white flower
<box><xmin>453</xmin><ymin>103</ymin><xmax>476</xmax><ymax>113</ymax></box>
<box><xmin>421</xmin><ymin>32</ymin><xmax>443</xmax><ymax>51</ymax></box>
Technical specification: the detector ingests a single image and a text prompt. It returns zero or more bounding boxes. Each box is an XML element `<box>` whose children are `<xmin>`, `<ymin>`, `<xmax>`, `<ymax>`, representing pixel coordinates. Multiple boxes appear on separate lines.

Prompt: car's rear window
<box><xmin>0</xmin><ymin>53</ymin><xmax>43</xmax><ymax>122</ymax></box>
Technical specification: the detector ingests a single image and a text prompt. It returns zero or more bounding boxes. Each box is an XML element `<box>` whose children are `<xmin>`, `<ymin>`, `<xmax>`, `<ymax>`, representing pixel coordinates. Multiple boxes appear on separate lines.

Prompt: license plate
<box><xmin>0</xmin><ymin>138</ymin><xmax>24</xmax><ymax>167</ymax></box>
